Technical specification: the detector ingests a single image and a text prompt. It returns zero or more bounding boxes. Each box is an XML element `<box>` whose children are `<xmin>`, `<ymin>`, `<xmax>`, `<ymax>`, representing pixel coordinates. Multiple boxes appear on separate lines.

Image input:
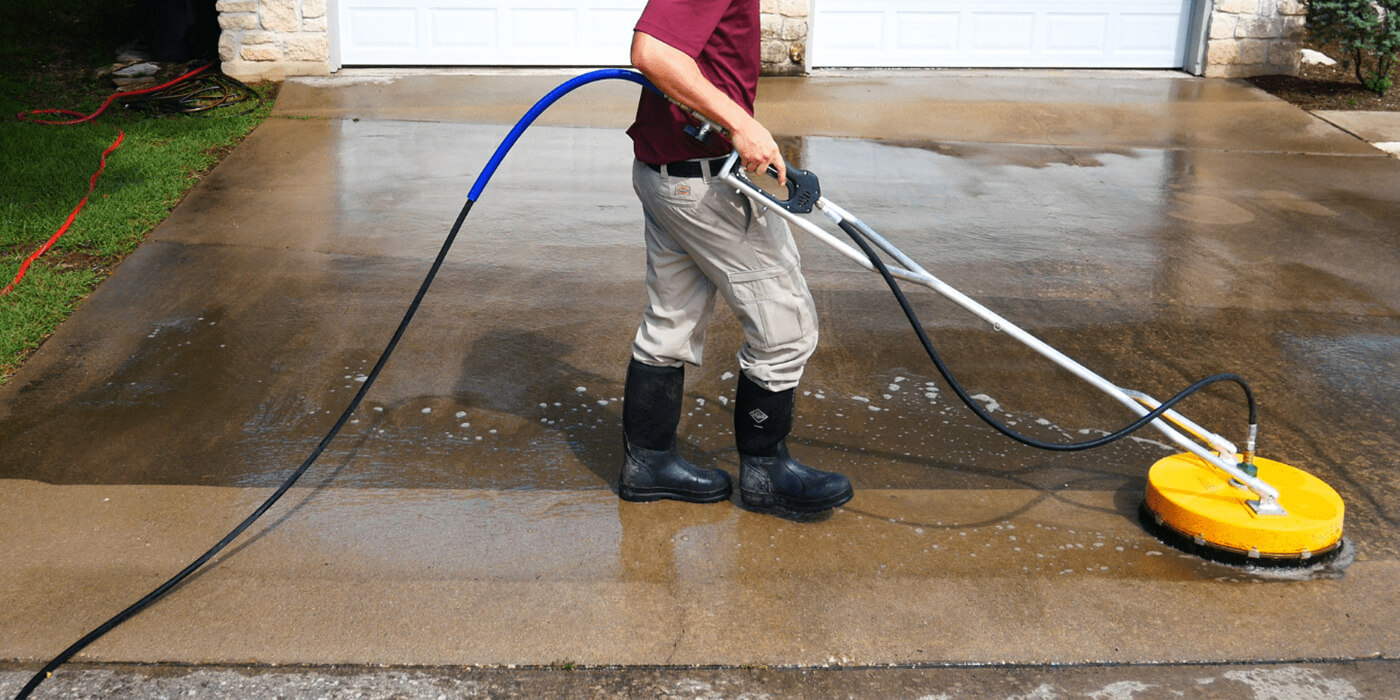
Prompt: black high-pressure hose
<box><xmin>14</xmin><ymin>67</ymin><xmax>651</xmax><ymax>700</ymax></box>
<box><xmin>830</xmin><ymin>216</ymin><xmax>1258</xmax><ymax>453</ymax></box>
<box><xmin>17</xmin><ymin>67</ymin><xmax>1256</xmax><ymax>698</ymax></box>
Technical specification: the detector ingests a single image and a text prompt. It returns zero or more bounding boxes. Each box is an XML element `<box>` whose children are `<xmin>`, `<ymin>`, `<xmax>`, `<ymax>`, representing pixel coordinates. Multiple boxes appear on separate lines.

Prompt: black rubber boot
<box><xmin>619</xmin><ymin>359</ymin><xmax>732</xmax><ymax>503</ymax></box>
<box><xmin>735</xmin><ymin>372</ymin><xmax>853</xmax><ymax>512</ymax></box>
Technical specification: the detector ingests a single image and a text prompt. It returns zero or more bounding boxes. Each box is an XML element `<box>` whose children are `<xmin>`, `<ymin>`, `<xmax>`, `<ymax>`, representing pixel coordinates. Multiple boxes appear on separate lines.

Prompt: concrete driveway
<box><xmin>2</xmin><ymin>70</ymin><xmax>1398</xmax><ymax>698</ymax></box>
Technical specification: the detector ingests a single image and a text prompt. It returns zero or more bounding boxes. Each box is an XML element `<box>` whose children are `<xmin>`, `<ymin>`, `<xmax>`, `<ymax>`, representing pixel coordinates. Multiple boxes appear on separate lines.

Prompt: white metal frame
<box><xmin>716</xmin><ymin>151</ymin><xmax>1285</xmax><ymax>515</ymax></box>
<box><xmin>328</xmin><ymin>0</ymin><xmax>344</xmax><ymax>72</ymax></box>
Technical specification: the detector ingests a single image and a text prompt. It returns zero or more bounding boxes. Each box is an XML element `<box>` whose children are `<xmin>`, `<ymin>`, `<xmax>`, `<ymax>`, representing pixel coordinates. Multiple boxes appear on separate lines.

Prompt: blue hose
<box><xmin>14</xmin><ymin>67</ymin><xmax>659</xmax><ymax>700</ymax></box>
<box><xmin>468</xmin><ymin>68</ymin><xmax>656</xmax><ymax>202</ymax></box>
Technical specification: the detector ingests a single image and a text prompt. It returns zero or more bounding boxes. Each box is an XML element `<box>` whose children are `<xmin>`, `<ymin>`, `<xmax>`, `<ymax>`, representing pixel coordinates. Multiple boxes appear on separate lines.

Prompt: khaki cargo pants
<box><xmin>630</xmin><ymin>159</ymin><xmax>818</xmax><ymax>392</ymax></box>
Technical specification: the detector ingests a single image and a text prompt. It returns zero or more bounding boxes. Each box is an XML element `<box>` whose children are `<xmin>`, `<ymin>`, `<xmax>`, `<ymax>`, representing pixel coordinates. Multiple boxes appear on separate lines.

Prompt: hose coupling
<box><xmin>1241</xmin><ymin>421</ymin><xmax>1258</xmax><ymax>476</ymax></box>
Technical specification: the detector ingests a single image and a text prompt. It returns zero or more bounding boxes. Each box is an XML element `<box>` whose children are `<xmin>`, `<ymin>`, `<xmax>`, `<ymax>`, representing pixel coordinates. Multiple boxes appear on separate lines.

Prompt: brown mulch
<box><xmin>1245</xmin><ymin>47</ymin><xmax>1400</xmax><ymax>112</ymax></box>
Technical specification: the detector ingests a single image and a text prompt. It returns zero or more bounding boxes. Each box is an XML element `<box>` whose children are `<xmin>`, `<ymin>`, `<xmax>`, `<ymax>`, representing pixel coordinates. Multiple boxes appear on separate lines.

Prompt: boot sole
<box><xmin>741</xmin><ymin>483</ymin><xmax>854</xmax><ymax>513</ymax></box>
<box><xmin>619</xmin><ymin>484</ymin><xmax>732</xmax><ymax>504</ymax></box>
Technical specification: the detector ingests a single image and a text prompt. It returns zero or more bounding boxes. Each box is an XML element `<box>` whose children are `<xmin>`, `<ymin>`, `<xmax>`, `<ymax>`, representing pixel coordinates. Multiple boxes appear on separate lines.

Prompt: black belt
<box><xmin>645</xmin><ymin>157</ymin><xmax>728</xmax><ymax>178</ymax></box>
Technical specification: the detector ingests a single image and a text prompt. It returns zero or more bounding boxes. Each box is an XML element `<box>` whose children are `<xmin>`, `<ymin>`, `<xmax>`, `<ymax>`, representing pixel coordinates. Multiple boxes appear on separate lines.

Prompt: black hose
<box><xmin>833</xmin><ymin>217</ymin><xmax>1257</xmax><ymax>452</ymax></box>
<box><xmin>13</xmin><ymin>63</ymin><xmax>1253</xmax><ymax>696</ymax></box>
<box><xmin>14</xmin><ymin>67</ymin><xmax>653</xmax><ymax>700</ymax></box>
<box><xmin>13</xmin><ymin>199</ymin><xmax>476</xmax><ymax>700</ymax></box>
<box><xmin>120</xmin><ymin>69</ymin><xmax>263</xmax><ymax>117</ymax></box>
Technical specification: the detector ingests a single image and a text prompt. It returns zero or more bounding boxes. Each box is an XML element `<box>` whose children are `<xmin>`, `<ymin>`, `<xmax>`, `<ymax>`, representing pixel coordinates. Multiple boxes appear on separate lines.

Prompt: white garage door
<box><xmin>337</xmin><ymin>1</ymin><xmax>645</xmax><ymax>66</ymax></box>
<box><xmin>811</xmin><ymin>0</ymin><xmax>1195</xmax><ymax>68</ymax></box>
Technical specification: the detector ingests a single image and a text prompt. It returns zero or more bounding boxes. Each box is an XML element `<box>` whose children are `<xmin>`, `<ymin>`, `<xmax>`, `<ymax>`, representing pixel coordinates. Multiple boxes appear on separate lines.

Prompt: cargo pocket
<box><xmin>727</xmin><ymin>263</ymin><xmax>815</xmax><ymax>351</ymax></box>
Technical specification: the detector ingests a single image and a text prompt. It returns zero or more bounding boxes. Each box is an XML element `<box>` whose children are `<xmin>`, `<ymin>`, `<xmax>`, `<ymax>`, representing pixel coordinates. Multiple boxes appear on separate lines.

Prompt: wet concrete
<box><xmin>275</xmin><ymin>70</ymin><xmax>1380</xmax><ymax>154</ymax></box>
<box><xmin>2</xmin><ymin>72</ymin><xmax>1398</xmax><ymax>678</ymax></box>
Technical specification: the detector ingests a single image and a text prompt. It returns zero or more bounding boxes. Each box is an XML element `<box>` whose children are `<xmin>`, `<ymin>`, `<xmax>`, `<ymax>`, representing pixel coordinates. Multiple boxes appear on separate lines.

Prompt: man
<box><xmin>618</xmin><ymin>0</ymin><xmax>853</xmax><ymax>513</ymax></box>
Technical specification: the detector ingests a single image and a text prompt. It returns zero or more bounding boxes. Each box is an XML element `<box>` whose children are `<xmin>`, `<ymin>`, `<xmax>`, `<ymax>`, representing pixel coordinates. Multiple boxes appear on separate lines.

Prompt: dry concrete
<box><xmin>1313</xmin><ymin>110</ymin><xmax>1400</xmax><ymax>158</ymax></box>
<box><xmin>5</xmin><ymin>660</ymin><xmax>1399</xmax><ymax>698</ymax></box>
<box><xmin>2</xmin><ymin>71</ymin><xmax>1398</xmax><ymax>695</ymax></box>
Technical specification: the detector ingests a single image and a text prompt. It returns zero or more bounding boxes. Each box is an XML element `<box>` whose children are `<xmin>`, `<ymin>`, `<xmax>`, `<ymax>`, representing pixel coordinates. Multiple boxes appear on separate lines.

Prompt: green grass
<box><xmin>0</xmin><ymin>0</ymin><xmax>274</xmax><ymax>382</ymax></box>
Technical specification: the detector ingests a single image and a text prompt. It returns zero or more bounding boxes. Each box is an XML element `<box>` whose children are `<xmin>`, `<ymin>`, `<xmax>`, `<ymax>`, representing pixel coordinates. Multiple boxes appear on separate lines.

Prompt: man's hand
<box><xmin>730</xmin><ymin>117</ymin><xmax>786</xmax><ymax>186</ymax></box>
<box><xmin>631</xmin><ymin>31</ymin><xmax>786</xmax><ymax>186</ymax></box>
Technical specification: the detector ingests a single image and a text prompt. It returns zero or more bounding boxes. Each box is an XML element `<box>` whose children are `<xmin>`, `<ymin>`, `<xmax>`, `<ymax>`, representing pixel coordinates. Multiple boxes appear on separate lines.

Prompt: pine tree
<box><xmin>1306</xmin><ymin>0</ymin><xmax>1400</xmax><ymax>95</ymax></box>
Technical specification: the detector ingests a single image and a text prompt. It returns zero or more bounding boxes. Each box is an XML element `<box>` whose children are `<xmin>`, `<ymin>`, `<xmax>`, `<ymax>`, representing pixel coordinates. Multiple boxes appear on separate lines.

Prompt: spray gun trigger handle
<box><xmin>732</xmin><ymin>161</ymin><xmax>821</xmax><ymax>215</ymax></box>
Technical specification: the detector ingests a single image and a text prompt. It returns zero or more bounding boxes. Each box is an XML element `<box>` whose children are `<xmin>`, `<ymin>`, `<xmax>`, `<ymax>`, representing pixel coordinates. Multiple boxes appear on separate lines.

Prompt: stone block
<box><xmin>286</xmin><ymin>35</ymin><xmax>329</xmax><ymax>62</ymax></box>
<box><xmin>1220</xmin><ymin>61</ymin><xmax>1287</xmax><ymax>77</ymax></box>
<box><xmin>262</xmin><ymin>0</ymin><xmax>300</xmax><ymax>34</ymax></box>
<box><xmin>218</xmin><ymin>12</ymin><xmax>259</xmax><ymax>31</ymax></box>
<box><xmin>1269</xmin><ymin>42</ymin><xmax>1302</xmax><ymax>70</ymax></box>
<box><xmin>304</xmin><ymin>0</ymin><xmax>327</xmax><ymax>19</ymax></box>
<box><xmin>782</xmin><ymin>18</ymin><xmax>807</xmax><ymax>41</ymax></box>
<box><xmin>241</xmin><ymin>44</ymin><xmax>282</xmax><ymax>61</ymax></box>
<box><xmin>777</xmin><ymin>0</ymin><xmax>807</xmax><ymax>18</ymax></box>
<box><xmin>283</xmin><ymin>60</ymin><xmax>330</xmax><ymax>77</ymax></box>
<box><xmin>303</xmin><ymin>16</ymin><xmax>327</xmax><ymax>33</ymax></box>
<box><xmin>223</xmin><ymin>59</ymin><xmax>329</xmax><ymax>81</ymax></box>
<box><xmin>1236</xmin><ymin>15</ymin><xmax>1283</xmax><ymax>39</ymax></box>
<box><xmin>1209</xmin><ymin>14</ymin><xmax>1237</xmax><ymax>39</ymax></box>
<box><xmin>1215</xmin><ymin>0</ymin><xmax>1259</xmax><ymax>14</ymax></box>
<box><xmin>1240</xmin><ymin>38</ymin><xmax>1269</xmax><ymax>64</ymax></box>
<box><xmin>761</xmin><ymin>14</ymin><xmax>782</xmax><ymax>40</ymax></box>
<box><xmin>1283</xmin><ymin>15</ymin><xmax>1307</xmax><ymax>39</ymax></box>
<box><xmin>1229</xmin><ymin>14</ymin><xmax>1255</xmax><ymax>36</ymax></box>
<box><xmin>218</xmin><ymin>32</ymin><xmax>239</xmax><ymax>62</ymax></box>
<box><xmin>1208</xmin><ymin>40</ymin><xmax>1241</xmax><ymax>65</ymax></box>
<box><xmin>215</xmin><ymin>0</ymin><xmax>257</xmax><ymax>11</ymax></box>
<box><xmin>761</xmin><ymin>39</ymin><xmax>788</xmax><ymax>64</ymax></box>
<box><xmin>1278</xmin><ymin>0</ymin><xmax>1307</xmax><ymax>15</ymax></box>
<box><xmin>760</xmin><ymin>0</ymin><xmax>777</xmax><ymax>14</ymax></box>
<box><xmin>241</xmin><ymin>30</ymin><xmax>276</xmax><ymax>45</ymax></box>
<box><xmin>789</xmin><ymin>41</ymin><xmax>805</xmax><ymax>66</ymax></box>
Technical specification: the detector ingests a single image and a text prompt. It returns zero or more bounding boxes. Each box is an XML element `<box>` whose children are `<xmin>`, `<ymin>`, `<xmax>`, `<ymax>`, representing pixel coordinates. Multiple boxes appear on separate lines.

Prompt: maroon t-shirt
<box><xmin>627</xmin><ymin>0</ymin><xmax>760</xmax><ymax>165</ymax></box>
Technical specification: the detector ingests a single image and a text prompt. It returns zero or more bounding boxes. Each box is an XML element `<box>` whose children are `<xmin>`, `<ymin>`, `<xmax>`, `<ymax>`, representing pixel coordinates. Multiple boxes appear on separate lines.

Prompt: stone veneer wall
<box><xmin>760</xmin><ymin>0</ymin><xmax>809</xmax><ymax>76</ymax></box>
<box><xmin>1204</xmin><ymin>0</ymin><xmax>1307</xmax><ymax>77</ymax></box>
<box><xmin>216</xmin><ymin>1</ymin><xmax>1305</xmax><ymax>81</ymax></box>
<box><xmin>218</xmin><ymin>0</ymin><xmax>330</xmax><ymax>80</ymax></box>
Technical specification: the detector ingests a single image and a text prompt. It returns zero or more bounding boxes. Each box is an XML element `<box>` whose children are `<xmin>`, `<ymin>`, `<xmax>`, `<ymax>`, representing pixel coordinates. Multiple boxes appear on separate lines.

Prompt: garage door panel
<box><xmin>813</xmin><ymin>0</ymin><xmax>1193</xmax><ymax>68</ymax></box>
<box><xmin>816</xmin><ymin>10</ymin><xmax>884</xmax><ymax>52</ymax></box>
<box><xmin>345</xmin><ymin>7</ymin><xmax>418</xmax><ymax>53</ymax></box>
<box><xmin>430</xmin><ymin>8</ymin><xmax>497</xmax><ymax>50</ymax></box>
<box><xmin>1119</xmin><ymin>13</ymin><xmax>1188</xmax><ymax>53</ymax></box>
<box><xmin>509</xmin><ymin>8</ymin><xmax>576</xmax><ymax>50</ymax></box>
<box><xmin>588</xmin><ymin>9</ymin><xmax>641</xmax><ymax>46</ymax></box>
<box><xmin>969</xmin><ymin>13</ymin><xmax>1035</xmax><ymax>52</ymax></box>
<box><xmin>897</xmin><ymin>13</ymin><xmax>959</xmax><ymax>52</ymax></box>
<box><xmin>1046</xmin><ymin>14</ymin><xmax>1109</xmax><ymax>53</ymax></box>
<box><xmin>339</xmin><ymin>0</ymin><xmax>645</xmax><ymax>66</ymax></box>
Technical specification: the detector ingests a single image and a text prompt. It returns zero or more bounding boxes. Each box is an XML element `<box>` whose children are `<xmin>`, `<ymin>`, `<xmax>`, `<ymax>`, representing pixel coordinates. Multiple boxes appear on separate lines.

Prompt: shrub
<box><xmin>1305</xmin><ymin>0</ymin><xmax>1400</xmax><ymax>95</ymax></box>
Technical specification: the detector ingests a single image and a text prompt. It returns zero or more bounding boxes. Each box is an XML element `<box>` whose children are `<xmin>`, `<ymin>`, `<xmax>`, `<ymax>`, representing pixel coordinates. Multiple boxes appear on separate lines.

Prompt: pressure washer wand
<box><xmin>714</xmin><ymin>152</ymin><xmax>1284</xmax><ymax>514</ymax></box>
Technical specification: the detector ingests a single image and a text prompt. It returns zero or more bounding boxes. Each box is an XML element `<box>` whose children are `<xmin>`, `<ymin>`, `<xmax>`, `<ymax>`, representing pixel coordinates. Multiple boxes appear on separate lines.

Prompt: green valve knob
<box><xmin>1238</xmin><ymin>461</ymin><xmax>1259</xmax><ymax>478</ymax></box>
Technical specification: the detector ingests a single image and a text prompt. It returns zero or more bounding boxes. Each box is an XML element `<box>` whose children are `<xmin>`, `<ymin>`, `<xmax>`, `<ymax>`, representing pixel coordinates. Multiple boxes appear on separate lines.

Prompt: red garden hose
<box><xmin>3</xmin><ymin>63</ymin><xmax>212</xmax><ymax>296</ymax></box>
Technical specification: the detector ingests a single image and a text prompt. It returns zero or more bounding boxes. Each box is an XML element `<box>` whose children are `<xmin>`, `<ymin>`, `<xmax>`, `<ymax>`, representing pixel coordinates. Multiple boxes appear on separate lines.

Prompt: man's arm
<box><xmin>631</xmin><ymin>30</ymin><xmax>786</xmax><ymax>185</ymax></box>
